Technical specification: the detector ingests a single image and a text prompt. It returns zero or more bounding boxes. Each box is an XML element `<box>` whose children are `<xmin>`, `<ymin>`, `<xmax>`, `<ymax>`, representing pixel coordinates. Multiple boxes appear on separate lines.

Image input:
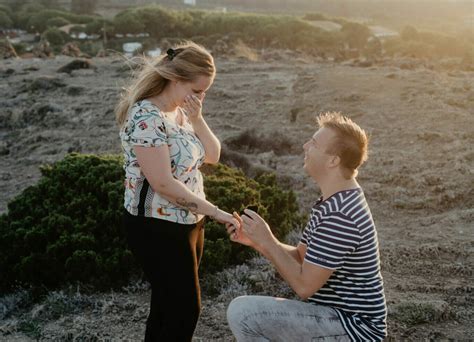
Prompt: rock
<box><xmin>23</xmin><ymin>65</ymin><xmax>40</xmax><ymax>72</ymax></box>
<box><xmin>0</xmin><ymin>38</ymin><xmax>18</xmax><ymax>59</ymax></box>
<box><xmin>385</xmin><ymin>73</ymin><xmax>398</xmax><ymax>79</ymax></box>
<box><xmin>0</xmin><ymin>68</ymin><xmax>15</xmax><ymax>77</ymax></box>
<box><xmin>22</xmin><ymin>103</ymin><xmax>61</xmax><ymax>125</ymax></box>
<box><xmin>212</xmin><ymin>39</ymin><xmax>229</xmax><ymax>56</ymax></box>
<box><xmin>0</xmin><ymin>141</ymin><xmax>9</xmax><ymax>155</ymax></box>
<box><xmin>57</xmin><ymin>59</ymin><xmax>95</xmax><ymax>74</ymax></box>
<box><xmin>29</xmin><ymin>76</ymin><xmax>66</xmax><ymax>92</ymax></box>
<box><xmin>96</xmin><ymin>49</ymin><xmax>109</xmax><ymax>58</ymax></box>
<box><xmin>356</xmin><ymin>60</ymin><xmax>373</xmax><ymax>67</ymax></box>
<box><xmin>61</xmin><ymin>42</ymin><xmax>82</xmax><ymax>57</ymax></box>
<box><xmin>66</xmin><ymin>85</ymin><xmax>86</xmax><ymax>96</ymax></box>
<box><xmin>32</xmin><ymin>40</ymin><xmax>54</xmax><ymax>58</ymax></box>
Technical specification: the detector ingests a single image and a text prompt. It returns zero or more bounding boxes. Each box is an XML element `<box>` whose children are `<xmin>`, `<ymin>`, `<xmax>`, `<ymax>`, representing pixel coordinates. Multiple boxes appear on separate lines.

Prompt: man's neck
<box><xmin>318</xmin><ymin>176</ymin><xmax>360</xmax><ymax>200</ymax></box>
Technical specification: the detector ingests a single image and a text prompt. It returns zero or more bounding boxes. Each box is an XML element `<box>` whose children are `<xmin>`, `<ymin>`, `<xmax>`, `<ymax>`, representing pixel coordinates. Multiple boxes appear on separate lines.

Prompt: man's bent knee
<box><xmin>227</xmin><ymin>295</ymin><xmax>250</xmax><ymax>325</ymax></box>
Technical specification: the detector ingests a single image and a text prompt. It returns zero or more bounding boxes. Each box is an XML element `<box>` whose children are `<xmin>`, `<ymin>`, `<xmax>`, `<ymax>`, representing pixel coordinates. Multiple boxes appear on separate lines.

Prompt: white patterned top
<box><xmin>119</xmin><ymin>99</ymin><xmax>206</xmax><ymax>224</ymax></box>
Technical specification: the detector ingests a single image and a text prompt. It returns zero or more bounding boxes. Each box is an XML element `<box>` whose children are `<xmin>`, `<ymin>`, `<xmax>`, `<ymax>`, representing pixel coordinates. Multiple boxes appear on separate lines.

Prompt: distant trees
<box><xmin>341</xmin><ymin>22</ymin><xmax>371</xmax><ymax>49</ymax></box>
<box><xmin>5</xmin><ymin>0</ymin><xmax>28</xmax><ymax>12</ymax></box>
<box><xmin>401</xmin><ymin>26</ymin><xmax>419</xmax><ymax>41</ymax></box>
<box><xmin>114</xmin><ymin>11</ymin><xmax>145</xmax><ymax>35</ymax></box>
<box><xmin>39</xmin><ymin>0</ymin><xmax>60</xmax><ymax>9</ymax></box>
<box><xmin>71</xmin><ymin>0</ymin><xmax>96</xmax><ymax>14</ymax></box>
<box><xmin>46</xmin><ymin>17</ymin><xmax>70</xmax><ymax>28</ymax></box>
<box><xmin>0</xmin><ymin>11</ymin><xmax>13</xmax><ymax>29</ymax></box>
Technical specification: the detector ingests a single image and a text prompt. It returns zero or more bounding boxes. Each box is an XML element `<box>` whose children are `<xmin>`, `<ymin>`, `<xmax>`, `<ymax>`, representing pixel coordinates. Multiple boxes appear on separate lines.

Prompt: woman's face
<box><xmin>173</xmin><ymin>75</ymin><xmax>214</xmax><ymax>107</ymax></box>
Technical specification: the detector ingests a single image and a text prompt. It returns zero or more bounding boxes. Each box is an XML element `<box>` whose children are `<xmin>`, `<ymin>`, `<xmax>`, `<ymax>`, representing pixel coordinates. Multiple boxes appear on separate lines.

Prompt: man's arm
<box><xmin>279</xmin><ymin>242</ymin><xmax>307</xmax><ymax>265</ymax></box>
<box><xmin>239</xmin><ymin>210</ymin><xmax>333</xmax><ymax>300</ymax></box>
<box><xmin>259</xmin><ymin>239</ymin><xmax>333</xmax><ymax>300</ymax></box>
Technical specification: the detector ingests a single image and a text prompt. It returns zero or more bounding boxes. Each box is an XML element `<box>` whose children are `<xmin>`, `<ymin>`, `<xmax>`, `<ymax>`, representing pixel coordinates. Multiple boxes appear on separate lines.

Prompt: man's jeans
<box><xmin>227</xmin><ymin>295</ymin><xmax>350</xmax><ymax>341</ymax></box>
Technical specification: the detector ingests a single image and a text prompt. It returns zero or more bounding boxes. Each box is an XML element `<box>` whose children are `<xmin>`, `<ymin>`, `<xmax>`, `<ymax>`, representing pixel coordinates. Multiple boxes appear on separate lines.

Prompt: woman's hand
<box><xmin>183</xmin><ymin>94</ymin><xmax>205</xmax><ymax>123</ymax></box>
<box><xmin>213</xmin><ymin>208</ymin><xmax>240</xmax><ymax>231</ymax></box>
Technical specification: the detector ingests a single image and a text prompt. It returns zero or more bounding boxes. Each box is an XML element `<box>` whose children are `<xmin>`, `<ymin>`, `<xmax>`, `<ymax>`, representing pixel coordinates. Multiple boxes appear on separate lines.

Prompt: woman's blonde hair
<box><xmin>115</xmin><ymin>41</ymin><xmax>215</xmax><ymax>127</ymax></box>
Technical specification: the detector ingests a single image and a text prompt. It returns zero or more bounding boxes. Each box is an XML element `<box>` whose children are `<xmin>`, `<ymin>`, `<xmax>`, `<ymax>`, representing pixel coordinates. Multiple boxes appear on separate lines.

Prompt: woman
<box><xmin>116</xmin><ymin>42</ymin><xmax>239</xmax><ymax>341</ymax></box>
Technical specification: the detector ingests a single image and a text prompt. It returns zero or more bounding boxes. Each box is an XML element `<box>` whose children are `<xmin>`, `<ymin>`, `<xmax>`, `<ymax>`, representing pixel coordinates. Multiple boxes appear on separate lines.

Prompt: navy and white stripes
<box><xmin>300</xmin><ymin>188</ymin><xmax>387</xmax><ymax>341</ymax></box>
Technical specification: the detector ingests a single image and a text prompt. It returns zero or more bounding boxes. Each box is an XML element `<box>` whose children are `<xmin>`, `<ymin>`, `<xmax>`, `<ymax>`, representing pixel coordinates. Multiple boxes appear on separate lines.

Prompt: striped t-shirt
<box><xmin>300</xmin><ymin>188</ymin><xmax>387</xmax><ymax>341</ymax></box>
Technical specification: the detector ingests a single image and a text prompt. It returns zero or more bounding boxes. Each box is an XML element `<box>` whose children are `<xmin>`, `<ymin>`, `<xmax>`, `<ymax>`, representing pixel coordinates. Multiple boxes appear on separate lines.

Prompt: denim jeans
<box><xmin>227</xmin><ymin>295</ymin><xmax>350</xmax><ymax>342</ymax></box>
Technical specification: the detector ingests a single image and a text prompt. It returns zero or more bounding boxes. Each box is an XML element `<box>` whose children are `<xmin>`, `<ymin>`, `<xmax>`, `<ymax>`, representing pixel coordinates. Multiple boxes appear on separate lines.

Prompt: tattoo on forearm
<box><xmin>176</xmin><ymin>198</ymin><xmax>198</xmax><ymax>212</ymax></box>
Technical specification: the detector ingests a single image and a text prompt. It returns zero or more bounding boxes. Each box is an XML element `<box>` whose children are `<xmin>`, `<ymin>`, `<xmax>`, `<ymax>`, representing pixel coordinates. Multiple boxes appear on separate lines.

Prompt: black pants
<box><xmin>123</xmin><ymin>211</ymin><xmax>205</xmax><ymax>342</ymax></box>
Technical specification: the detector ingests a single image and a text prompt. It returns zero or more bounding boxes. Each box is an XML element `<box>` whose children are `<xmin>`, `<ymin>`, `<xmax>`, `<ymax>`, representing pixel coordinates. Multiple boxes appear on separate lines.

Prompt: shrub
<box><xmin>0</xmin><ymin>11</ymin><xmax>12</xmax><ymax>29</ymax></box>
<box><xmin>84</xmin><ymin>19</ymin><xmax>114</xmax><ymax>36</ymax></box>
<box><xmin>0</xmin><ymin>154</ymin><xmax>130</xmax><ymax>292</ymax></box>
<box><xmin>0</xmin><ymin>154</ymin><xmax>302</xmax><ymax>291</ymax></box>
<box><xmin>0</xmin><ymin>5</ymin><xmax>12</xmax><ymax>16</ymax></box>
<box><xmin>21</xmin><ymin>3</ymin><xmax>45</xmax><ymax>13</ymax></box>
<box><xmin>46</xmin><ymin>17</ymin><xmax>70</xmax><ymax>28</ymax></box>
<box><xmin>69</xmin><ymin>25</ymin><xmax>85</xmax><ymax>35</ymax></box>
<box><xmin>12</xmin><ymin>11</ymin><xmax>33</xmax><ymax>30</ymax></box>
<box><xmin>401</xmin><ymin>25</ymin><xmax>418</xmax><ymax>41</ymax></box>
<box><xmin>341</xmin><ymin>22</ymin><xmax>371</xmax><ymax>49</ymax></box>
<box><xmin>42</xmin><ymin>27</ymin><xmax>67</xmax><ymax>46</ymax></box>
<box><xmin>302</xmin><ymin>13</ymin><xmax>327</xmax><ymax>21</ymax></box>
<box><xmin>113</xmin><ymin>11</ymin><xmax>145</xmax><ymax>35</ymax></box>
<box><xmin>71</xmin><ymin>0</ymin><xmax>96</xmax><ymax>15</ymax></box>
<box><xmin>26</xmin><ymin>10</ymin><xmax>96</xmax><ymax>33</ymax></box>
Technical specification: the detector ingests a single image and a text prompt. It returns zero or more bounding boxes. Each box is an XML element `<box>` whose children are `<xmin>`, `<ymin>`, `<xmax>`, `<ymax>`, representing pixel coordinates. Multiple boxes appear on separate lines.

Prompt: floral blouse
<box><xmin>119</xmin><ymin>99</ymin><xmax>206</xmax><ymax>224</ymax></box>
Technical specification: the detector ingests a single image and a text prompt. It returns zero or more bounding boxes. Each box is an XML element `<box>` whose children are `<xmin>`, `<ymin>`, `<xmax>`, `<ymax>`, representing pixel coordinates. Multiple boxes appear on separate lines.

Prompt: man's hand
<box><xmin>227</xmin><ymin>209</ymin><xmax>277</xmax><ymax>251</ymax></box>
<box><xmin>239</xmin><ymin>209</ymin><xmax>277</xmax><ymax>251</ymax></box>
<box><xmin>226</xmin><ymin>212</ymin><xmax>254</xmax><ymax>247</ymax></box>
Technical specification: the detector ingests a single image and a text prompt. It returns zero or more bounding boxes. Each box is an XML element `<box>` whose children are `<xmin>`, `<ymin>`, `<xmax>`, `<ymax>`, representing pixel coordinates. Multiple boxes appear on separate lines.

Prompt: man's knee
<box><xmin>227</xmin><ymin>295</ymin><xmax>250</xmax><ymax>326</ymax></box>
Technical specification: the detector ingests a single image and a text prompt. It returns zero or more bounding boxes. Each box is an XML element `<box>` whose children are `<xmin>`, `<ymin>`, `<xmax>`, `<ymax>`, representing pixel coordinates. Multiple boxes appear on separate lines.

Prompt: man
<box><xmin>227</xmin><ymin>112</ymin><xmax>387</xmax><ymax>341</ymax></box>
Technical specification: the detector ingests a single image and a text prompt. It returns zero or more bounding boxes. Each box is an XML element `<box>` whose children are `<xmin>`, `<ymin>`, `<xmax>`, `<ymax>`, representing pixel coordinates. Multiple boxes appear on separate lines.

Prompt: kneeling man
<box><xmin>227</xmin><ymin>112</ymin><xmax>387</xmax><ymax>341</ymax></box>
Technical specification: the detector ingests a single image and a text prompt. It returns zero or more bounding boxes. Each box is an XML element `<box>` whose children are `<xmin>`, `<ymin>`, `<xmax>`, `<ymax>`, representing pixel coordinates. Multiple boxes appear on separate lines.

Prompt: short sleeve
<box><xmin>304</xmin><ymin>212</ymin><xmax>360</xmax><ymax>270</ymax></box>
<box><xmin>127</xmin><ymin>103</ymin><xmax>168</xmax><ymax>147</ymax></box>
<box><xmin>299</xmin><ymin>220</ymin><xmax>312</xmax><ymax>245</ymax></box>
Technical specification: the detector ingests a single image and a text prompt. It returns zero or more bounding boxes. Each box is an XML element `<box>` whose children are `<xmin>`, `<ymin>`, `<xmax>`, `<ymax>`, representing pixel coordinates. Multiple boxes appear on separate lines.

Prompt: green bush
<box><xmin>400</xmin><ymin>25</ymin><xmax>418</xmax><ymax>41</ymax></box>
<box><xmin>46</xmin><ymin>17</ymin><xmax>70</xmax><ymax>28</ymax></box>
<box><xmin>12</xmin><ymin>11</ymin><xmax>32</xmax><ymax>30</ymax></box>
<box><xmin>0</xmin><ymin>5</ymin><xmax>12</xmax><ymax>16</ymax></box>
<box><xmin>302</xmin><ymin>13</ymin><xmax>327</xmax><ymax>21</ymax></box>
<box><xmin>71</xmin><ymin>0</ymin><xmax>96</xmax><ymax>15</ymax></box>
<box><xmin>26</xmin><ymin>9</ymin><xmax>96</xmax><ymax>33</ymax></box>
<box><xmin>341</xmin><ymin>22</ymin><xmax>371</xmax><ymax>49</ymax></box>
<box><xmin>42</xmin><ymin>27</ymin><xmax>67</xmax><ymax>46</ymax></box>
<box><xmin>0</xmin><ymin>11</ymin><xmax>12</xmax><ymax>29</ymax></box>
<box><xmin>113</xmin><ymin>11</ymin><xmax>145</xmax><ymax>35</ymax></box>
<box><xmin>110</xmin><ymin>6</ymin><xmax>343</xmax><ymax>54</ymax></box>
<box><xmin>84</xmin><ymin>19</ymin><xmax>114</xmax><ymax>36</ymax></box>
<box><xmin>0</xmin><ymin>154</ymin><xmax>302</xmax><ymax>291</ymax></box>
<box><xmin>69</xmin><ymin>25</ymin><xmax>85</xmax><ymax>35</ymax></box>
<box><xmin>21</xmin><ymin>3</ymin><xmax>45</xmax><ymax>13</ymax></box>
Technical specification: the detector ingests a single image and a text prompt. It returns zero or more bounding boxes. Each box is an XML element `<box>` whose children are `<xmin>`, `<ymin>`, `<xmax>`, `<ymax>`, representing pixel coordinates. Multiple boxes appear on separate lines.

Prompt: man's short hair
<box><xmin>317</xmin><ymin>112</ymin><xmax>369</xmax><ymax>179</ymax></box>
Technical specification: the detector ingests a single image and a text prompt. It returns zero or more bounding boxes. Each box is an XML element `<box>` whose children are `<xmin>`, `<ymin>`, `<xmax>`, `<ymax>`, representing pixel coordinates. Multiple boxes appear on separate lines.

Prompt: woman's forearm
<box><xmin>152</xmin><ymin>176</ymin><xmax>217</xmax><ymax>216</ymax></box>
<box><xmin>191</xmin><ymin>117</ymin><xmax>221</xmax><ymax>164</ymax></box>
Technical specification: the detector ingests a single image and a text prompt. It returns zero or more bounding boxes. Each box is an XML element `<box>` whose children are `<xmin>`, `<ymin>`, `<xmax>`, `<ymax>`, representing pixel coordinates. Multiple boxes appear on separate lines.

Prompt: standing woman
<box><xmin>116</xmin><ymin>42</ymin><xmax>238</xmax><ymax>341</ymax></box>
